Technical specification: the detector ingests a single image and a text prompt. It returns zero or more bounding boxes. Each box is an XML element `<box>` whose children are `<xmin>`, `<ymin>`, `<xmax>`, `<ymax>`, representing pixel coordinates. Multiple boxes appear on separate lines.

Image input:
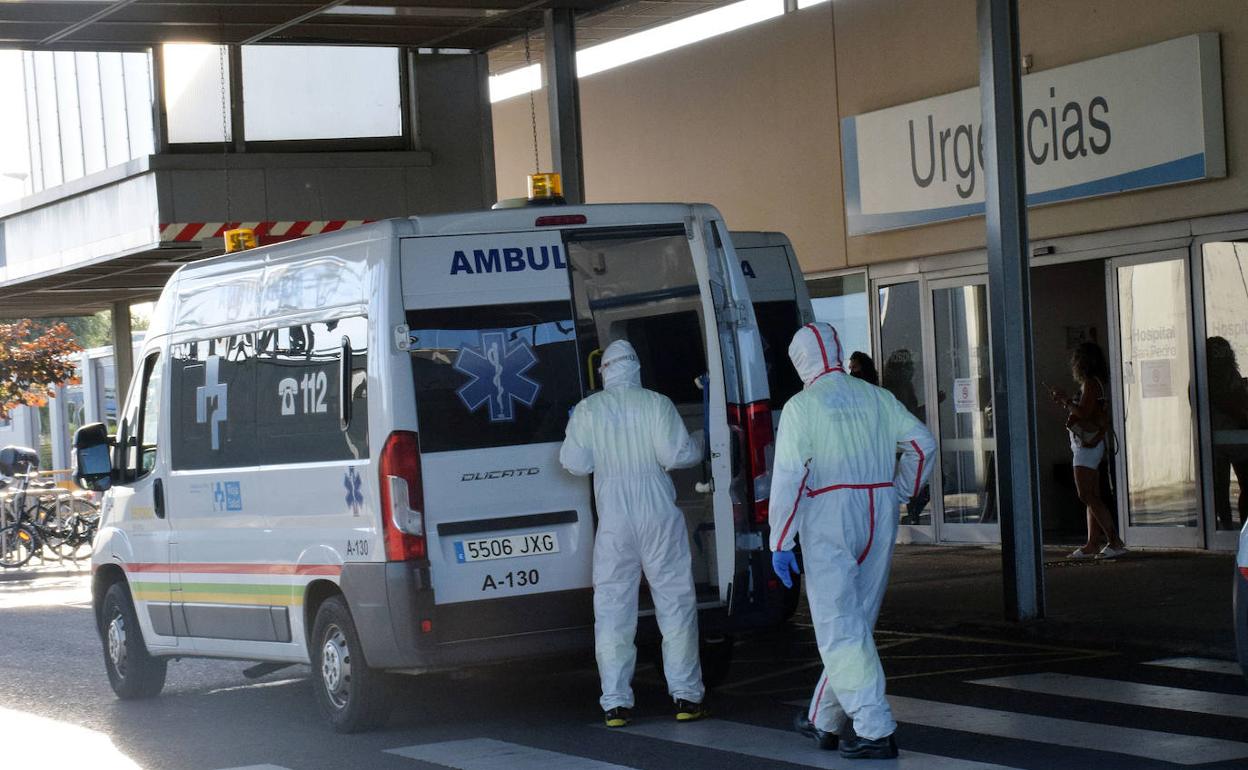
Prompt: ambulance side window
<box><xmin>117</xmin><ymin>352</ymin><xmax>162</xmax><ymax>482</ymax></box>
<box><xmin>407</xmin><ymin>302</ymin><xmax>580</xmax><ymax>453</ymax></box>
<box><xmin>170</xmin><ymin>334</ymin><xmax>258</xmax><ymax>470</ymax></box>
<box><xmin>255</xmin><ymin>316</ymin><xmax>370</xmax><ymax>462</ymax></box>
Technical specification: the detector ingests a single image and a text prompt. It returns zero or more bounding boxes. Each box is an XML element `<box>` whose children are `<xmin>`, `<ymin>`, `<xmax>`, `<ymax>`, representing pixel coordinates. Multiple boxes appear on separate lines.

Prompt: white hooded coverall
<box><xmin>560</xmin><ymin>340</ymin><xmax>706</xmax><ymax>710</ymax></box>
<box><xmin>770</xmin><ymin>323</ymin><xmax>936</xmax><ymax>740</ymax></box>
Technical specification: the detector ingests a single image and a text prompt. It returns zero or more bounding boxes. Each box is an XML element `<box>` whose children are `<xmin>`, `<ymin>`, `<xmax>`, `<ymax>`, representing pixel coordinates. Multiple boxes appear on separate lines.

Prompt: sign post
<box><xmin>979</xmin><ymin>0</ymin><xmax>1045</xmax><ymax>622</ymax></box>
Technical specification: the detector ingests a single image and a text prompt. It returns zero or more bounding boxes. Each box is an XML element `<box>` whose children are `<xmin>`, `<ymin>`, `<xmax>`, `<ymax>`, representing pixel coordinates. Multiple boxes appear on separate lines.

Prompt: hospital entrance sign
<box><xmin>841</xmin><ymin>34</ymin><xmax>1225</xmax><ymax>236</ymax></box>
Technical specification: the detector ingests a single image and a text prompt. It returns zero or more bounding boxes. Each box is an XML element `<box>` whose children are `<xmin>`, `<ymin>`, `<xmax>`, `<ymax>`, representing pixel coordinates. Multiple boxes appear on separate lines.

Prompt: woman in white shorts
<box><xmin>1049</xmin><ymin>342</ymin><xmax>1127</xmax><ymax>560</ymax></box>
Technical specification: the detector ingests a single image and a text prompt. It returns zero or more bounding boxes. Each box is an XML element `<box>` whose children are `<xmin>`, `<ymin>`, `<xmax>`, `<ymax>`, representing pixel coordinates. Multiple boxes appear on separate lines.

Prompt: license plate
<box><xmin>454</xmin><ymin>531</ymin><xmax>559</xmax><ymax>563</ymax></box>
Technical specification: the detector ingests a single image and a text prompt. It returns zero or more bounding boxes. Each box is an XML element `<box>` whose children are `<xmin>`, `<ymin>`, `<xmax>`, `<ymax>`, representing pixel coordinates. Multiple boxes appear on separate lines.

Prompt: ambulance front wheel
<box><xmin>311</xmin><ymin>595</ymin><xmax>394</xmax><ymax>733</ymax></box>
<box><xmin>100</xmin><ymin>581</ymin><xmax>167</xmax><ymax>699</ymax></box>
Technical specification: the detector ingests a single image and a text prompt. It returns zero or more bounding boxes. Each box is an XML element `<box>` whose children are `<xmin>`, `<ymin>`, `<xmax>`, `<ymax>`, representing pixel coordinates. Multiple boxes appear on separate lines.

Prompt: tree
<box><xmin>0</xmin><ymin>320</ymin><xmax>82</xmax><ymax>419</ymax></box>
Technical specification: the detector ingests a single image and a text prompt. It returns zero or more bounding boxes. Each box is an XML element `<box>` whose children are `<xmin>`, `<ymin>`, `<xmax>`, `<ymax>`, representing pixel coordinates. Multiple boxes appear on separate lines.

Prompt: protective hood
<box><xmin>601</xmin><ymin>339</ymin><xmax>642</xmax><ymax>390</ymax></box>
<box><xmin>788</xmin><ymin>322</ymin><xmax>845</xmax><ymax>386</ymax></box>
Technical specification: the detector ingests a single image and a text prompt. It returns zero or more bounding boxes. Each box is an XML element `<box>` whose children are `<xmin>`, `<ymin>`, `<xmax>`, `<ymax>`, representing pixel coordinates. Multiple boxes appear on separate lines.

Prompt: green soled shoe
<box><xmin>604</xmin><ymin>707</ymin><xmax>632</xmax><ymax>728</ymax></box>
<box><xmin>674</xmin><ymin>699</ymin><xmax>709</xmax><ymax>722</ymax></box>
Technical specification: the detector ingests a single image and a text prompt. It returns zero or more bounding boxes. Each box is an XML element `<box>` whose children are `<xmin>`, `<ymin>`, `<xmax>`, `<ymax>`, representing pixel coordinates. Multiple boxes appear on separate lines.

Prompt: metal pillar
<box><xmin>544</xmin><ymin>8</ymin><xmax>585</xmax><ymax>204</ymax></box>
<box><xmin>150</xmin><ymin>45</ymin><xmax>169</xmax><ymax>154</ymax></box>
<box><xmin>228</xmin><ymin>44</ymin><xmax>245</xmax><ymax>153</ymax></box>
<box><xmin>111</xmin><ymin>301</ymin><xmax>134</xmax><ymax>411</ymax></box>
<box><xmin>977</xmin><ymin>0</ymin><xmax>1045</xmax><ymax>621</ymax></box>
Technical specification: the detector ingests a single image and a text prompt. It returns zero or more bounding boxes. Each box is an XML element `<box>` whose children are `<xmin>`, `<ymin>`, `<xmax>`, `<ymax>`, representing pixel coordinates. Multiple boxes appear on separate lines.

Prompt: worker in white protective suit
<box><xmin>770</xmin><ymin>322</ymin><xmax>935</xmax><ymax>760</ymax></box>
<box><xmin>560</xmin><ymin>339</ymin><xmax>708</xmax><ymax>728</ymax></box>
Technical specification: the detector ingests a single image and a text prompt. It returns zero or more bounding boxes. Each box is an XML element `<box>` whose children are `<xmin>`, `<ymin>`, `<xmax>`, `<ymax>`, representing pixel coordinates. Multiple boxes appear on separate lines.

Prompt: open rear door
<box><xmin>563</xmin><ymin>224</ymin><xmax>734</xmax><ymax>606</ymax></box>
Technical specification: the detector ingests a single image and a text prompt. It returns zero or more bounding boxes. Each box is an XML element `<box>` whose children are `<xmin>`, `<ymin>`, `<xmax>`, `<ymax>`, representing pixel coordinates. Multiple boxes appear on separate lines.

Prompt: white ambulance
<box><xmin>77</xmin><ymin>193</ymin><xmax>795</xmax><ymax>732</ymax></box>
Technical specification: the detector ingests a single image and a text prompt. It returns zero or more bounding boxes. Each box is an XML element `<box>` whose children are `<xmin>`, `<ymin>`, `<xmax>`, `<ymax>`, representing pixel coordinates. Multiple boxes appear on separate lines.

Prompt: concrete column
<box><xmin>80</xmin><ymin>351</ymin><xmax>99</xmax><ymax>425</ymax></box>
<box><xmin>544</xmin><ymin>8</ymin><xmax>585</xmax><ymax>204</ymax></box>
<box><xmin>978</xmin><ymin>0</ymin><xmax>1045</xmax><ymax>621</ymax></box>
<box><xmin>49</xmin><ymin>384</ymin><xmax>68</xmax><ymax>472</ymax></box>
<box><xmin>111</xmin><ymin>301</ymin><xmax>134</xmax><ymax>411</ymax></box>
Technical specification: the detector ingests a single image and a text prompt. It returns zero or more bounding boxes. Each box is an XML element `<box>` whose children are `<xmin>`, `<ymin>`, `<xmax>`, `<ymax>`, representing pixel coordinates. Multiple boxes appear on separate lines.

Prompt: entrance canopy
<box><xmin>0</xmin><ymin>1</ymin><xmax>618</xmax><ymax>51</ymax></box>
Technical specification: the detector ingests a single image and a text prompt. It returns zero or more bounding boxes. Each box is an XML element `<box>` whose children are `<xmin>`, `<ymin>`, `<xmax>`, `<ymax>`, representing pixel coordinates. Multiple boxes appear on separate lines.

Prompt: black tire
<box><xmin>310</xmin><ymin>595</ymin><xmax>393</xmax><ymax>733</ymax></box>
<box><xmin>0</xmin><ymin>523</ymin><xmax>37</xmax><ymax>568</ymax></box>
<box><xmin>700</xmin><ymin>635</ymin><xmax>734</xmax><ymax>688</ymax></box>
<box><xmin>99</xmin><ymin>581</ymin><xmax>167</xmax><ymax>699</ymax></box>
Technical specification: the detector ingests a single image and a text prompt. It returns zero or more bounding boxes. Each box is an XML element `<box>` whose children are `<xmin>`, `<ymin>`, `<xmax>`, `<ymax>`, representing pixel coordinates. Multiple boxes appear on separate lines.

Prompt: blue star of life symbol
<box><xmin>343</xmin><ymin>467</ymin><xmax>364</xmax><ymax>516</ymax></box>
<box><xmin>454</xmin><ymin>331</ymin><xmax>541</xmax><ymax>422</ymax></box>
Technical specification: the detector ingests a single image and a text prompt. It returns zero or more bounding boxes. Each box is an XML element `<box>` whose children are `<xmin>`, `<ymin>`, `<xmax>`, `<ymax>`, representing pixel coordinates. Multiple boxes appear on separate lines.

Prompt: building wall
<box><xmin>492</xmin><ymin>0</ymin><xmax>1248</xmax><ymax>272</ymax></box>
<box><xmin>838</xmin><ymin>0</ymin><xmax>1248</xmax><ymax>266</ymax></box>
<box><xmin>493</xmin><ymin>6</ymin><xmax>845</xmax><ymax>273</ymax></box>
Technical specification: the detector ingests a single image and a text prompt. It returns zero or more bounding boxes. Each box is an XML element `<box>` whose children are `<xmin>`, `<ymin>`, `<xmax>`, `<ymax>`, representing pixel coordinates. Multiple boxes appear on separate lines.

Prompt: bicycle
<box><xmin>0</xmin><ymin>446</ymin><xmax>101</xmax><ymax>566</ymax></box>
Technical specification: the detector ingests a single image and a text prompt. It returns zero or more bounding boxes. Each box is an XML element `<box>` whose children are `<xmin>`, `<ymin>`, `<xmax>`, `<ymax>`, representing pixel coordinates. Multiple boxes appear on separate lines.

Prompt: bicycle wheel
<box><xmin>0</xmin><ymin>523</ymin><xmax>37</xmax><ymax>568</ymax></box>
<box><xmin>61</xmin><ymin>500</ymin><xmax>100</xmax><ymax>561</ymax></box>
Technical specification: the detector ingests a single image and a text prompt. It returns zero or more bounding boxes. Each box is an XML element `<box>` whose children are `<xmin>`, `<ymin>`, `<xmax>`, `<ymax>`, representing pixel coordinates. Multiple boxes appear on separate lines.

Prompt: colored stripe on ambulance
<box><xmin>131</xmin><ymin>581</ymin><xmax>305</xmax><ymax>606</ymax></box>
<box><xmin>127</xmin><ymin>562</ymin><xmax>341</xmax><ymax>576</ymax></box>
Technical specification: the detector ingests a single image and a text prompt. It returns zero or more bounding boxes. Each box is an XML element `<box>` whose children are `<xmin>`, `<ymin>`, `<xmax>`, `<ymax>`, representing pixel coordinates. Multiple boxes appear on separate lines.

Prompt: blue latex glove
<box><xmin>772</xmin><ymin>550</ymin><xmax>800</xmax><ymax>589</ymax></box>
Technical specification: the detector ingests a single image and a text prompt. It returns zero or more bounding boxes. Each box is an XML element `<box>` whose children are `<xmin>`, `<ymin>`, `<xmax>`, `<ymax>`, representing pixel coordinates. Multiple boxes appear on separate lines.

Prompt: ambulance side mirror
<box><xmin>73</xmin><ymin>422</ymin><xmax>113</xmax><ymax>492</ymax></box>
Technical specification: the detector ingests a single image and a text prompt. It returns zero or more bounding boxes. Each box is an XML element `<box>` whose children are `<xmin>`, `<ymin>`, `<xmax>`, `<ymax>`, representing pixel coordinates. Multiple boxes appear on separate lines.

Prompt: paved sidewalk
<box><xmin>882</xmin><ymin>543</ymin><xmax>1238</xmax><ymax>659</ymax></box>
<box><xmin>0</xmin><ymin>557</ymin><xmax>89</xmax><ymax>583</ymax></box>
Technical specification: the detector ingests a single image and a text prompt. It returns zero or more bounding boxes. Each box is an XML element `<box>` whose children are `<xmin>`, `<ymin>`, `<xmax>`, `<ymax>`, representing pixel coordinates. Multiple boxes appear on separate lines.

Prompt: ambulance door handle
<box><xmin>153</xmin><ymin>478</ymin><xmax>166</xmax><ymax>519</ymax></box>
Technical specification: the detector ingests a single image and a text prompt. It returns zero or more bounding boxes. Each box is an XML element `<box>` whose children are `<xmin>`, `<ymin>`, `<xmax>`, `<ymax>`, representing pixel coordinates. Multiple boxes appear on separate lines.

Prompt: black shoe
<box><xmin>604</xmin><ymin>707</ymin><xmax>632</xmax><ymax>728</ymax></box>
<box><xmin>839</xmin><ymin>733</ymin><xmax>899</xmax><ymax>760</ymax></box>
<box><xmin>674</xmin><ymin>699</ymin><xmax>709</xmax><ymax>722</ymax></box>
<box><xmin>793</xmin><ymin>714</ymin><xmax>838</xmax><ymax>750</ymax></box>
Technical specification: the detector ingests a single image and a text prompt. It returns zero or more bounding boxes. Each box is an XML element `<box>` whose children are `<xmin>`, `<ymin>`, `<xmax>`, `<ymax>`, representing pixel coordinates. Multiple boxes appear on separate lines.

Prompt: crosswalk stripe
<box><xmin>970</xmin><ymin>672</ymin><xmax>1248</xmax><ymax>719</ymax></box>
<box><xmin>1144</xmin><ymin>657</ymin><xmax>1244</xmax><ymax>676</ymax></box>
<box><xmin>620</xmin><ymin>718</ymin><xmax>1024</xmax><ymax>769</ymax></box>
<box><xmin>888</xmin><ymin>695</ymin><xmax>1248</xmax><ymax>765</ymax></box>
<box><xmin>387</xmin><ymin>738</ymin><xmax>637</xmax><ymax>769</ymax></box>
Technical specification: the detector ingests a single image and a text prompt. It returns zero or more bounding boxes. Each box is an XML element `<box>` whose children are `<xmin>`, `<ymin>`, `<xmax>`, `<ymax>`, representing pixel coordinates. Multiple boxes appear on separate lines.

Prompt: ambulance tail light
<box><xmin>730</xmin><ymin>401</ymin><xmax>774</xmax><ymax>528</ymax></box>
<box><xmin>535</xmin><ymin>214</ymin><xmax>587</xmax><ymax>227</ymax></box>
<box><xmin>379</xmin><ymin>431</ymin><xmax>426</xmax><ymax>561</ymax></box>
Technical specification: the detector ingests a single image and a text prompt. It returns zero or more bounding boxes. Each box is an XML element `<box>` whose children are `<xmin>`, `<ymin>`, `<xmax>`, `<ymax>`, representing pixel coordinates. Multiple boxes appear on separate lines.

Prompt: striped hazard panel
<box><xmin>159</xmin><ymin>220</ymin><xmax>374</xmax><ymax>243</ymax></box>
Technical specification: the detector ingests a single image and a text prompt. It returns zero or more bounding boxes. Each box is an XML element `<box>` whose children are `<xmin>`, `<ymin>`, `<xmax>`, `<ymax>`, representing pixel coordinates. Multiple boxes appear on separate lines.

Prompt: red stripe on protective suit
<box><xmin>806</xmin><ymin>481</ymin><xmax>892</xmax><ymax>497</ymax></box>
<box><xmin>809</xmin><ymin>673</ymin><xmax>829</xmax><ymax>722</ymax></box>
<box><xmin>805</xmin><ymin>323</ymin><xmax>830</xmax><ymax>371</ymax></box>
<box><xmin>804</xmin><ymin>323</ymin><xmax>844</xmax><ymax>383</ymax></box>
<box><xmin>856</xmin><ymin>489</ymin><xmax>877</xmax><ymax>565</ymax></box>
<box><xmin>775</xmin><ymin>465</ymin><xmax>811</xmax><ymax>550</ymax></box>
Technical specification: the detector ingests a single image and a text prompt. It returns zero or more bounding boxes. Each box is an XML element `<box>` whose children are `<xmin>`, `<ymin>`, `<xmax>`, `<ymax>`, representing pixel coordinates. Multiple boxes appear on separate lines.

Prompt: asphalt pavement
<box><xmin>1</xmin><ymin>546</ymin><xmax>1245</xmax><ymax>770</ymax></box>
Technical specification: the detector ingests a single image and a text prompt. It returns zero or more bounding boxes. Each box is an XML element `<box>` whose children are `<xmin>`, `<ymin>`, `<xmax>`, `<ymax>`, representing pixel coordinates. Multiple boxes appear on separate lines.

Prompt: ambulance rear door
<box><xmin>400</xmin><ymin>232</ymin><xmax>594</xmax><ymax>638</ymax></box>
<box><xmin>730</xmin><ymin>231</ymin><xmax>813</xmax><ymax>418</ymax></box>
<box><xmin>562</xmin><ymin>220</ymin><xmax>736</xmax><ymax>607</ymax></box>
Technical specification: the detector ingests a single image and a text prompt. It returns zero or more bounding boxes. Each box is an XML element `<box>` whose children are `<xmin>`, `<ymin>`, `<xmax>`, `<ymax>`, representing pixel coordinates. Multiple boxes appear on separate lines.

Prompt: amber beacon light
<box><xmin>224</xmin><ymin>227</ymin><xmax>258</xmax><ymax>253</ymax></box>
<box><xmin>527</xmin><ymin>172</ymin><xmax>565</xmax><ymax>204</ymax></box>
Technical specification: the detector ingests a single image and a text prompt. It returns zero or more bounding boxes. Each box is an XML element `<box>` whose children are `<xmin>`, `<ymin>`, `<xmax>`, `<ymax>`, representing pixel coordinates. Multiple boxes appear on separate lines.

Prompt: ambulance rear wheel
<box><xmin>100</xmin><ymin>581</ymin><xmax>167</xmax><ymax>699</ymax></box>
<box><xmin>311</xmin><ymin>595</ymin><xmax>393</xmax><ymax>733</ymax></box>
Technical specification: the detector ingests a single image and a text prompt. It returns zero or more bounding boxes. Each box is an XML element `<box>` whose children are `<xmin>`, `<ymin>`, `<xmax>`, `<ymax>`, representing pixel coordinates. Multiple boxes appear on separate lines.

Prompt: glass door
<box><xmin>1195</xmin><ymin>239</ymin><xmax>1248</xmax><ymax>550</ymax></box>
<box><xmin>1107</xmin><ymin>251</ymin><xmax>1202</xmax><ymax>548</ymax></box>
<box><xmin>930</xmin><ymin>278</ymin><xmax>998</xmax><ymax>543</ymax></box>
<box><xmin>876</xmin><ymin>279</ymin><xmax>935</xmax><ymax>542</ymax></box>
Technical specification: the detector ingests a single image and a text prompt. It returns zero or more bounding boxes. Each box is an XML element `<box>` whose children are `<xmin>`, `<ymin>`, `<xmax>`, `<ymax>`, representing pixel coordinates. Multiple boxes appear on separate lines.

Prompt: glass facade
<box><xmin>1201</xmin><ymin>242</ymin><xmax>1248</xmax><ymax>533</ymax></box>
<box><xmin>18</xmin><ymin>51</ymin><xmax>154</xmax><ymax>195</ymax></box>
<box><xmin>878</xmin><ymin>281</ymin><xmax>932</xmax><ymax>526</ymax></box>
<box><xmin>242</xmin><ymin>46</ymin><xmax>401</xmax><ymax>141</ymax></box>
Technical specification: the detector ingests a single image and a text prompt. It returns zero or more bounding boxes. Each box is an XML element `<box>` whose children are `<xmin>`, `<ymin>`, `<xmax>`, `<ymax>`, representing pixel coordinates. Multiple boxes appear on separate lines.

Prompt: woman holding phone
<box><xmin>1048</xmin><ymin>342</ymin><xmax>1127</xmax><ymax>560</ymax></box>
